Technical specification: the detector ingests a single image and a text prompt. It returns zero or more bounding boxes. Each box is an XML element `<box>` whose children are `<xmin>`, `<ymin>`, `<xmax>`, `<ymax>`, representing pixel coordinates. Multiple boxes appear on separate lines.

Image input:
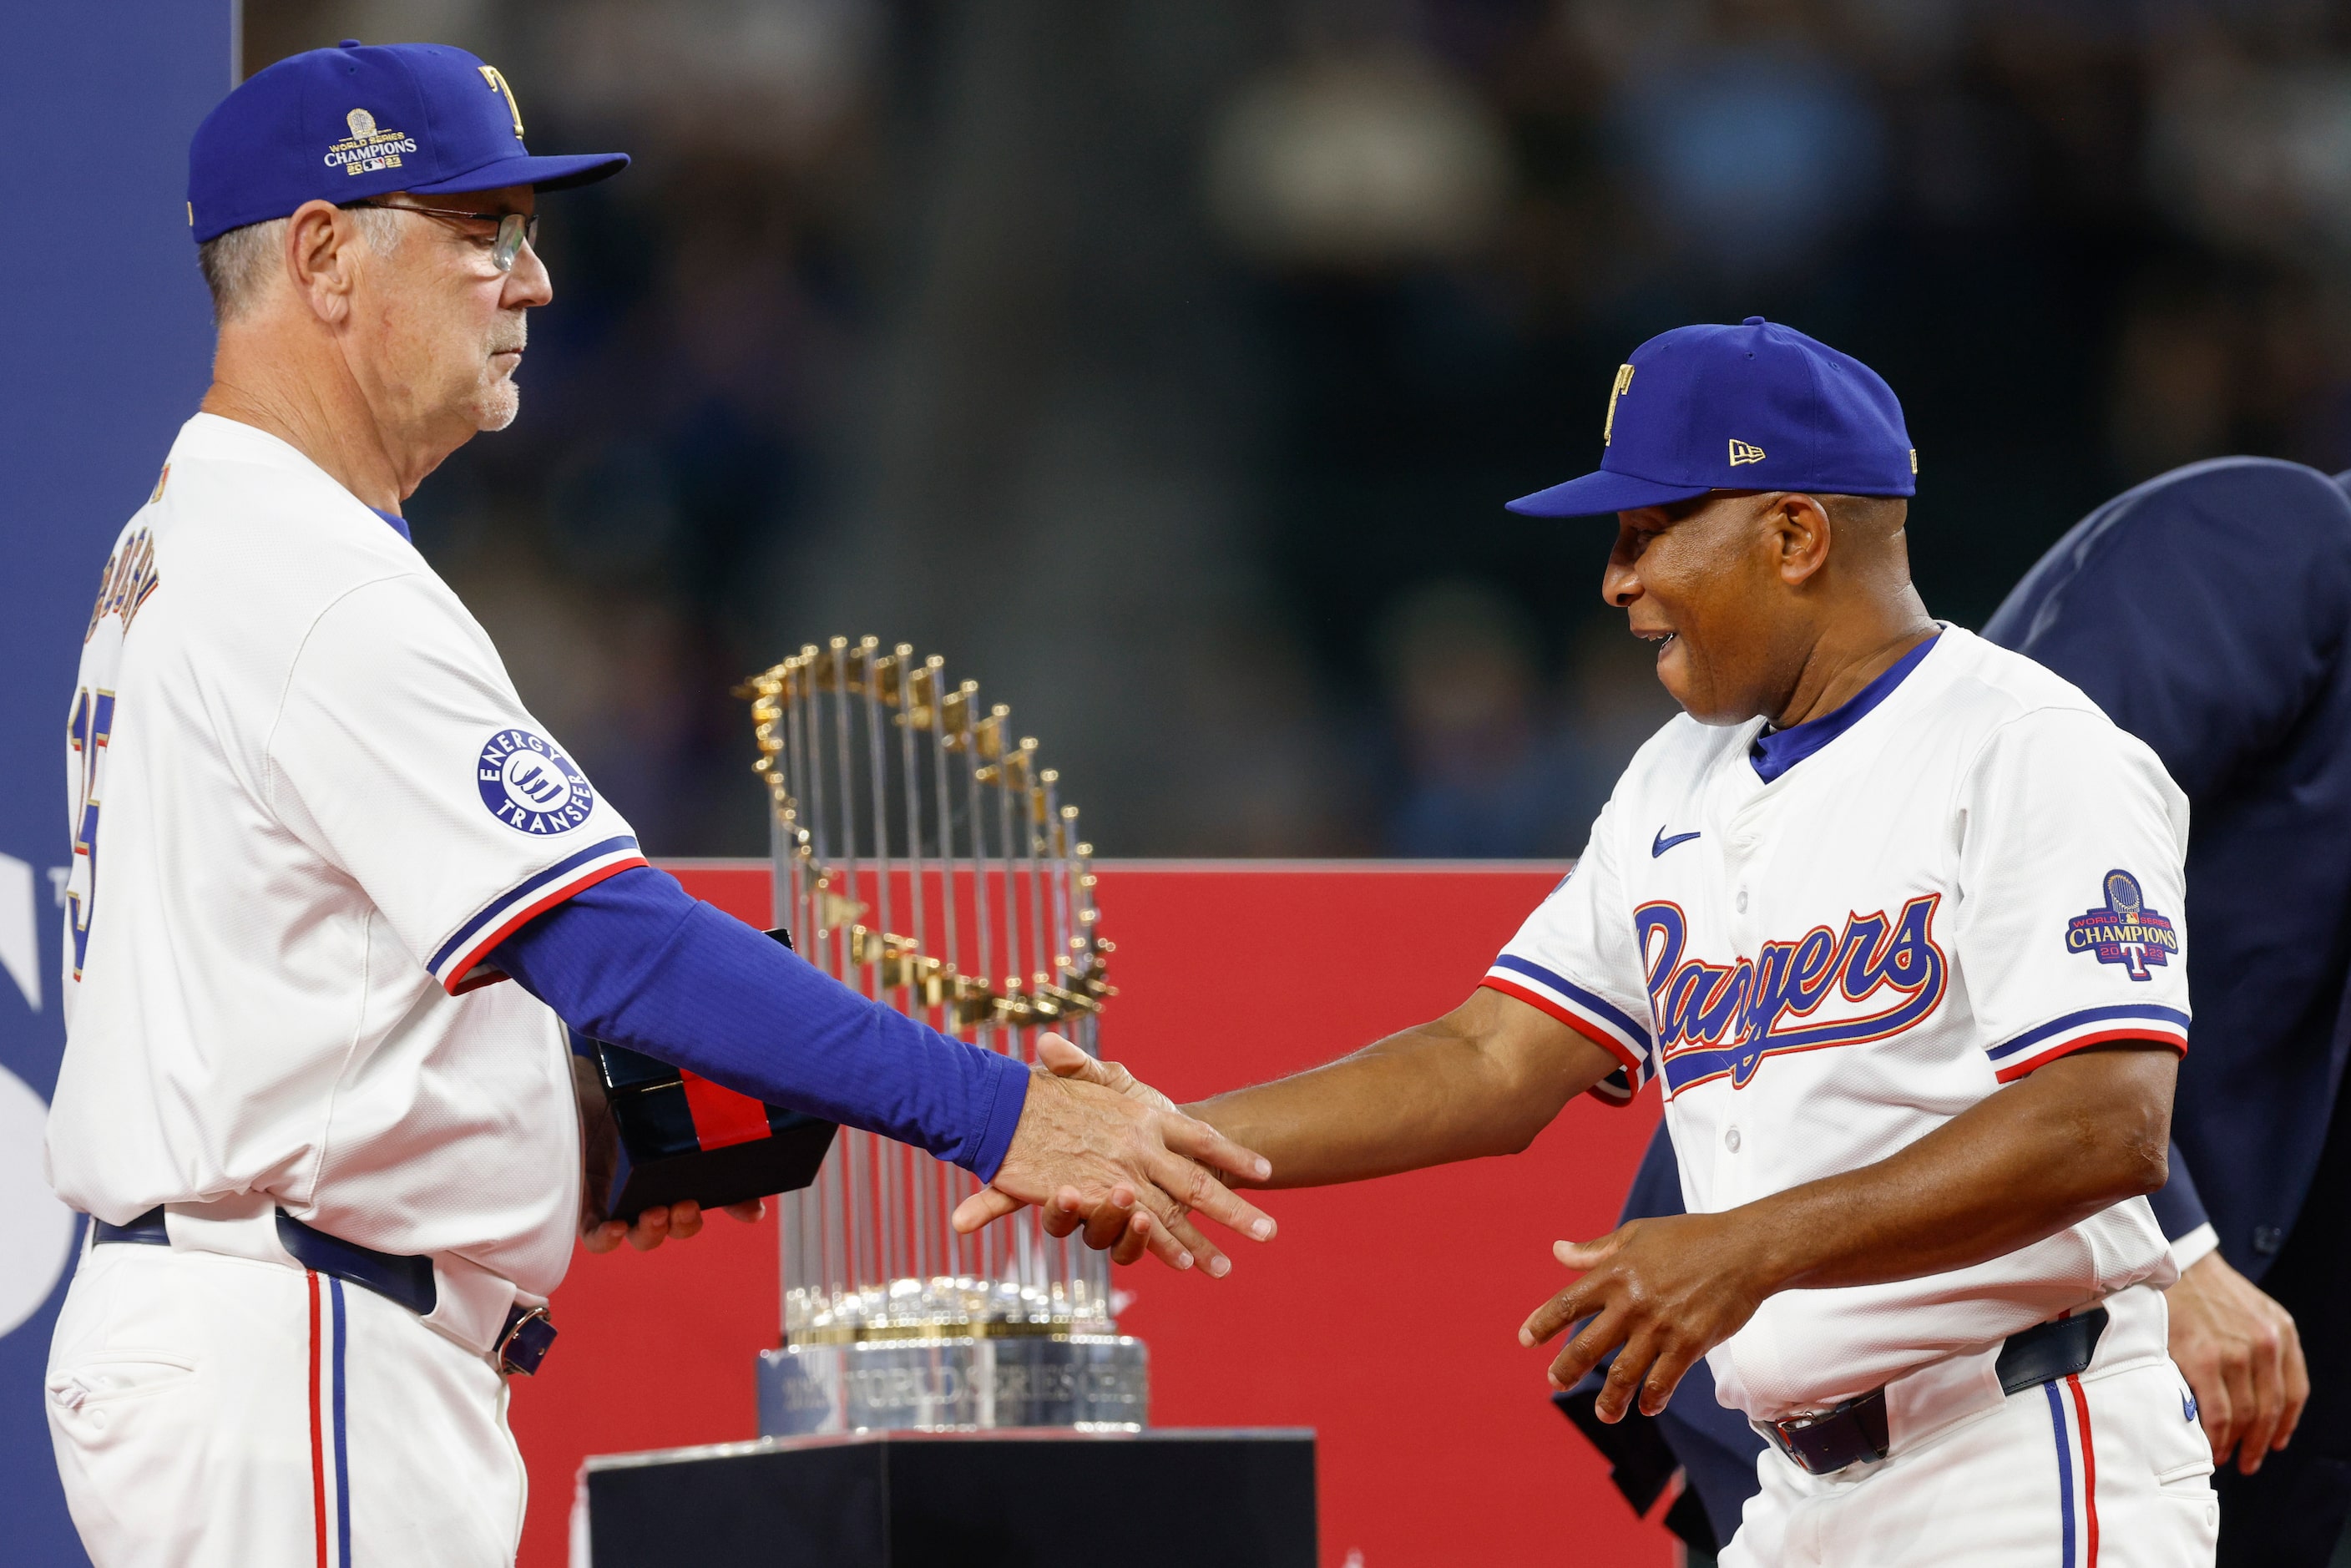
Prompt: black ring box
<box><xmin>584</xmin><ymin>927</ymin><xmax>837</xmax><ymax>1223</ymax></box>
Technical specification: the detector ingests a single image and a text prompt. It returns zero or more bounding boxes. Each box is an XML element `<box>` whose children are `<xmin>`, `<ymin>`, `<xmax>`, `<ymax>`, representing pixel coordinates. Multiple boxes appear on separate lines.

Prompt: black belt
<box><xmin>1761</xmin><ymin>1308</ymin><xmax>2109</xmax><ymax>1476</ymax></box>
<box><xmin>92</xmin><ymin>1206</ymin><xmax>556</xmax><ymax>1376</ymax></box>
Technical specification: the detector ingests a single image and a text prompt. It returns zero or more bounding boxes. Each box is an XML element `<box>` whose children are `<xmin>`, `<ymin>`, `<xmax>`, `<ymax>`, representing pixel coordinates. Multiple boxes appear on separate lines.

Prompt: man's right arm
<box><xmin>995</xmin><ymin>989</ymin><xmax>1625</xmax><ymax>1261</ymax></box>
<box><xmin>961</xmin><ymin>798</ymin><xmax>1652</xmax><ymax>1247</ymax></box>
<box><xmin>1191</xmin><ymin>797</ymin><xmax>1651</xmax><ymax>1190</ymax></box>
<box><xmin>1186</xmin><ymin>985</ymin><xmax>1627</xmax><ymax>1188</ymax></box>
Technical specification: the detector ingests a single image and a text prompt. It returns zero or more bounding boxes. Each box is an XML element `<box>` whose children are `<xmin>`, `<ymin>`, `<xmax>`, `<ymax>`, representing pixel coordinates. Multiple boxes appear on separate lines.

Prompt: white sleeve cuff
<box><xmin>2167</xmin><ymin>1222</ymin><xmax>2220</xmax><ymax>1275</ymax></box>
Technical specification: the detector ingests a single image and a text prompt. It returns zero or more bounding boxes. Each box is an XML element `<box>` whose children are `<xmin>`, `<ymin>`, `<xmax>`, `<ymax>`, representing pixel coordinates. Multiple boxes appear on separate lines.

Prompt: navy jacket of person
<box><xmin>1998</xmin><ymin>457</ymin><xmax>2351</xmax><ymax>1565</ymax></box>
<box><xmin>1566</xmin><ymin>458</ymin><xmax>2351</xmax><ymax>1560</ymax></box>
<box><xmin>1984</xmin><ymin>455</ymin><xmax>2351</xmax><ymax>1280</ymax></box>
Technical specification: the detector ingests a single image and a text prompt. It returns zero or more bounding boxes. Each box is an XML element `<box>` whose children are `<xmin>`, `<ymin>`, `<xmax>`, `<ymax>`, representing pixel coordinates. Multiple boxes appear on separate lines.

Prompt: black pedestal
<box><xmin>583</xmin><ymin>1428</ymin><xmax>1317</xmax><ymax>1567</ymax></box>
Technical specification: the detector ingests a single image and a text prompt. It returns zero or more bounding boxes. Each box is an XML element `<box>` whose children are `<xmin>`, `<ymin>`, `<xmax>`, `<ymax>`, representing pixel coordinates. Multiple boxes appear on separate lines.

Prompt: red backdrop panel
<box><xmin>509</xmin><ymin>862</ymin><xmax>1675</xmax><ymax>1568</ymax></box>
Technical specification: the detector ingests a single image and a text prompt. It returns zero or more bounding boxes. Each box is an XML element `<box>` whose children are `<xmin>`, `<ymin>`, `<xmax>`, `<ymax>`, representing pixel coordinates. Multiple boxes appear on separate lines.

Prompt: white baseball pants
<box><xmin>46</xmin><ymin>1241</ymin><xmax>526</xmax><ymax>1567</ymax></box>
<box><xmin>1723</xmin><ymin>1296</ymin><xmax>2217</xmax><ymax>1566</ymax></box>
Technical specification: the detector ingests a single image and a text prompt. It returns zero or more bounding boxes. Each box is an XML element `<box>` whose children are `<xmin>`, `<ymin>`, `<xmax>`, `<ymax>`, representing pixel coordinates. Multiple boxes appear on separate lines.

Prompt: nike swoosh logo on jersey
<box><xmin>1651</xmin><ymin>827</ymin><xmax>1701</xmax><ymax>857</ymax></box>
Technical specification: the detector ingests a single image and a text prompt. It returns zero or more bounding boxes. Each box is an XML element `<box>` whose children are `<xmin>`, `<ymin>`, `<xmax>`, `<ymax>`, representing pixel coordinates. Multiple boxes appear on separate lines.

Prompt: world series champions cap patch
<box><xmin>478</xmin><ymin>730</ymin><xmax>594</xmax><ymax>834</ymax></box>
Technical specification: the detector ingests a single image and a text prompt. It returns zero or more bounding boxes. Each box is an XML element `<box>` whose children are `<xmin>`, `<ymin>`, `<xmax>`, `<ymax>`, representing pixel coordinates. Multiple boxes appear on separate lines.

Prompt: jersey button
<box><xmin>1724</xmin><ymin>1126</ymin><xmax>1742</xmax><ymax>1152</ymax></box>
<box><xmin>1735</xmin><ymin>888</ymin><xmax>1748</xmax><ymax>913</ymax></box>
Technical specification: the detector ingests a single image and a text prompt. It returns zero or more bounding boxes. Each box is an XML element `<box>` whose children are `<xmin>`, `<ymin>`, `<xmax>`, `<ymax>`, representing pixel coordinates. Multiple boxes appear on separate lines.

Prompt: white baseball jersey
<box><xmin>46</xmin><ymin>412</ymin><xmax>645</xmax><ymax>1311</ymax></box>
<box><xmin>1485</xmin><ymin>627</ymin><xmax>2190</xmax><ymax>1421</ymax></box>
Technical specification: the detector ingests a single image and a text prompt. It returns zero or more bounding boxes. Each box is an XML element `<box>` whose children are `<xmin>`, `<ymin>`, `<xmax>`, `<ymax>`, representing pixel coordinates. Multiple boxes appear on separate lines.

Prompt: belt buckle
<box><xmin>1772</xmin><ymin>1401</ymin><xmax>1846</xmax><ymax>1469</ymax></box>
<box><xmin>495</xmin><ymin>1304</ymin><xmax>557</xmax><ymax>1377</ymax></box>
<box><xmin>1777</xmin><ymin>1402</ymin><xmax>1843</xmax><ymax>1437</ymax></box>
<box><xmin>1769</xmin><ymin>1388</ymin><xmax>1891</xmax><ymax>1475</ymax></box>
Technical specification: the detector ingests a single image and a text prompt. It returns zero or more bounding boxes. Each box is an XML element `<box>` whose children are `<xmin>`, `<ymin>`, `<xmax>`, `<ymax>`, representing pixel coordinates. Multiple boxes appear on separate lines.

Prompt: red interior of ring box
<box><xmin>675</xmin><ymin>1070</ymin><xmax>774</xmax><ymax>1151</ymax></box>
<box><xmin>511</xmin><ymin>860</ymin><xmax>1673</xmax><ymax>1568</ymax></box>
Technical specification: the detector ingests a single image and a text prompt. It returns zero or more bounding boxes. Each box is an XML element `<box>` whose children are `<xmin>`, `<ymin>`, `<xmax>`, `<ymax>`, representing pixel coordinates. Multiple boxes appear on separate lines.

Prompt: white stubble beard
<box><xmin>477</xmin><ymin>312</ymin><xmax>527</xmax><ymax>431</ymax></box>
<box><xmin>476</xmin><ymin>346</ymin><xmax>524</xmax><ymax>431</ymax></box>
<box><xmin>478</xmin><ymin>374</ymin><xmax>521</xmax><ymax>432</ymax></box>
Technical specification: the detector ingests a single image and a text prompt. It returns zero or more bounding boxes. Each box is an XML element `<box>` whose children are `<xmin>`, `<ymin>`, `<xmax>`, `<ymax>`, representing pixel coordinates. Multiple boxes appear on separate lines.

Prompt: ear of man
<box><xmin>1757</xmin><ymin>493</ymin><xmax>1833</xmax><ymax>589</ymax></box>
<box><xmin>199</xmin><ymin>204</ymin><xmax>401</xmax><ymax>328</ymax></box>
<box><xmin>283</xmin><ymin>200</ymin><xmax>376</xmax><ymax>327</ymax></box>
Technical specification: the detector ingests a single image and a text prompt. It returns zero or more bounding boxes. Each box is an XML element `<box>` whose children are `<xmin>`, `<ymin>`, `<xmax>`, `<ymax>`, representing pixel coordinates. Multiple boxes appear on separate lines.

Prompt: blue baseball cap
<box><xmin>188</xmin><ymin>41</ymin><xmax>628</xmax><ymax>243</ymax></box>
<box><xmin>1507</xmin><ymin>318</ymin><xmax>1916</xmax><ymax>517</ymax></box>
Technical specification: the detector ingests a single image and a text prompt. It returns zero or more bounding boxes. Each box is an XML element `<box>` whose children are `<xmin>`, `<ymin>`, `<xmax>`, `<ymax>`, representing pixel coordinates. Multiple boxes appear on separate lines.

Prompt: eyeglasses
<box><xmin>345</xmin><ymin>199</ymin><xmax>539</xmax><ymax>272</ymax></box>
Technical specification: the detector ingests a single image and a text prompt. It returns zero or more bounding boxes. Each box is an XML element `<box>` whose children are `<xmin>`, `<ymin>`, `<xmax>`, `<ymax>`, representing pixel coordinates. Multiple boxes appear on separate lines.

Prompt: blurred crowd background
<box><xmin>246</xmin><ymin>0</ymin><xmax>2351</xmax><ymax>859</ymax></box>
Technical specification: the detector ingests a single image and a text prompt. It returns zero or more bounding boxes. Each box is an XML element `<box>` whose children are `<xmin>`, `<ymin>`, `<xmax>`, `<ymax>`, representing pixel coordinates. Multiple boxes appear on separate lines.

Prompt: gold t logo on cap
<box><xmin>479</xmin><ymin>65</ymin><xmax>524</xmax><ymax>138</ymax></box>
<box><xmin>1602</xmin><ymin>364</ymin><xmax>1635</xmax><ymax>446</ymax></box>
<box><xmin>1728</xmin><ymin>438</ymin><xmax>1767</xmax><ymax>466</ymax></box>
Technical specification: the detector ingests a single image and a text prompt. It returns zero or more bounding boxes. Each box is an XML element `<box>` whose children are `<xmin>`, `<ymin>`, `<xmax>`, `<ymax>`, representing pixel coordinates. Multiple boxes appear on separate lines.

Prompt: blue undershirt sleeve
<box><xmin>2146</xmin><ymin>1140</ymin><xmax>2210</xmax><ymax>1243</ymax></box>
<box><xmin>493</xmin><ymin>865</ymin><xmax>1030</xmax><ymax>1181</ymax></box>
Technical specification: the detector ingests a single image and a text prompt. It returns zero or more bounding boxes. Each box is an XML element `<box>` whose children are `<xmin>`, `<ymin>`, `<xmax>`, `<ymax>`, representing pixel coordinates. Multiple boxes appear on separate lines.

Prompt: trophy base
<box><xmin>757</xmin><ymin>1335</ymin><xmax>1148</xmax><ymax>1435</ymax></box>
<box><xmin>582</xmin><ymin>1426</ymin><xmax>1316</xmax><ymax>1567</ymax></box>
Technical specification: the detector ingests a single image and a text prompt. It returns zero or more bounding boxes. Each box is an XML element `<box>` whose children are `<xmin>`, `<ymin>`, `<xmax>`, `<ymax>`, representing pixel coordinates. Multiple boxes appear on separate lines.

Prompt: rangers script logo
<box><xmin>1637</xmin><ymin>895</ymin><xmax>1949</xmax><ymax>1095</ymax></box>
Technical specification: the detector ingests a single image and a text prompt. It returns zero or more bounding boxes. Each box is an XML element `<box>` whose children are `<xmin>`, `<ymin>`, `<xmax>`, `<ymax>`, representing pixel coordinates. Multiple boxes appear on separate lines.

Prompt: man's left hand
<box><xmin>1519</xmin><ymin>1212</ymin><xmax>1774</xmax><ymax>1422</ymax></box>
<box><xmin>2167</xmin><ymin>1248</ymin><xmax>2308</xmax><ymax>1473</ymax></box>
<box><xmin>584</xmin><ymin>1198</ymin><xmax>766</xmax><ymax>1254</ymax></box>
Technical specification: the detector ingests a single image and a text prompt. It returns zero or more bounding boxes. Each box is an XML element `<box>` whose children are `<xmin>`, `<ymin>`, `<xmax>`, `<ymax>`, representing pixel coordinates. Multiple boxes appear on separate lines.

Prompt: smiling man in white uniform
<box><xmin>43</xmin><ymin>42</ymin><xmax>1272</xmax><ymax>1568</ymax></box>
<box><xmin>999</xmin><ymin>320</ymin><xmax>2220</xmax><ymax>1564</ymax></box>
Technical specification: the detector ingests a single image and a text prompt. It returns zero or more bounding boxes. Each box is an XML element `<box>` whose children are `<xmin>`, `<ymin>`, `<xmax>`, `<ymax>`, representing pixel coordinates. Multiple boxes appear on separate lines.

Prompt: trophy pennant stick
<box><xmin>923</xmin><ymin>655</ymin><xmax>968</xmax><ymax>1285</ymax></box>
<box><xmin>962</xmin><ymin>683</ymin><xmax>1004</xmax><ymax>1292</ymax></box>
<box><xmin>859</xmin><ymin>640</ymin><xmax>902</xmax><ymax>1287</ymax></box>
<box><xmin>891</xmin><ymin>645</ymin><xmax>934</xmax><ymax>1286</ymax></box>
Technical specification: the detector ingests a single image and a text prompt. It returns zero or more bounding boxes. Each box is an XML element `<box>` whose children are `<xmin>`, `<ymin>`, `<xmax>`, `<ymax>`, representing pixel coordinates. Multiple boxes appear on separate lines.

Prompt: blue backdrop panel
<box><xmin>0</xmin><ymin>7</ymin><xmax>236</xmax><ymax>1560</ymax></box>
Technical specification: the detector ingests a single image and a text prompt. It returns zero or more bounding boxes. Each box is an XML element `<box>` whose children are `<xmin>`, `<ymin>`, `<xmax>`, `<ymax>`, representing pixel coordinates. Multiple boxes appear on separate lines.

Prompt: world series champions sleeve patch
<box><xmin>477</xmin><ymin>729</ymin><xmax>595</xmax><ymax>833</ymax></box>
<box><xmin>2063</xmin><ymin>869</ymin><xmax>2179</xmax><ymax>981</ymax></box>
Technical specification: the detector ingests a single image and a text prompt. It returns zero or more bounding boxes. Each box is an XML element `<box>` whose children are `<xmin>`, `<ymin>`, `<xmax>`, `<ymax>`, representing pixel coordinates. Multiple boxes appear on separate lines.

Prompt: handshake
<box><xmin>951</xmin><ymin>1034</ymin><xmax>1278</xmax><ymax>1277</ymax></box>
<box><xmin>584</xmin><ymin>1032</ymin><xmax>1279</xmax><ymax>1278</ymax></box>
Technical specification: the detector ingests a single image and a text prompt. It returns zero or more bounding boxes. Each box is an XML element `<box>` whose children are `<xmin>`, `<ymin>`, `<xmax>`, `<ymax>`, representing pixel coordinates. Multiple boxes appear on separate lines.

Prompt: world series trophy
<box><xmin>738</xmin><ymin>637</ymin><xmax>1147</xmax><ymax>1434</ymax></box>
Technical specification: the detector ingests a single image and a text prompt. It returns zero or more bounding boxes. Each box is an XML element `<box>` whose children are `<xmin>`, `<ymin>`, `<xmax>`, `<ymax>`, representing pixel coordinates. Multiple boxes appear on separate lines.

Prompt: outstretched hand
<box><xmin>950</xmin><ymin>1034</ymin><xmax>1276</xmax><ymax>1277</ymax></box>
<box><xmin>1518</xmin><ymin>1213</ymin><xmax>1772</xmax><ymax>1423</ymax></box>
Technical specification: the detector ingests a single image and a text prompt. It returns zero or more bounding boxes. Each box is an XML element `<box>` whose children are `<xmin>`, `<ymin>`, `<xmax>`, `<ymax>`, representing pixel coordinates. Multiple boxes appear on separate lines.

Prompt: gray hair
<box><xmin>197</xmin><ymin>205</ymin><xmax>405</xmax><ymax>326</ymax></box>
